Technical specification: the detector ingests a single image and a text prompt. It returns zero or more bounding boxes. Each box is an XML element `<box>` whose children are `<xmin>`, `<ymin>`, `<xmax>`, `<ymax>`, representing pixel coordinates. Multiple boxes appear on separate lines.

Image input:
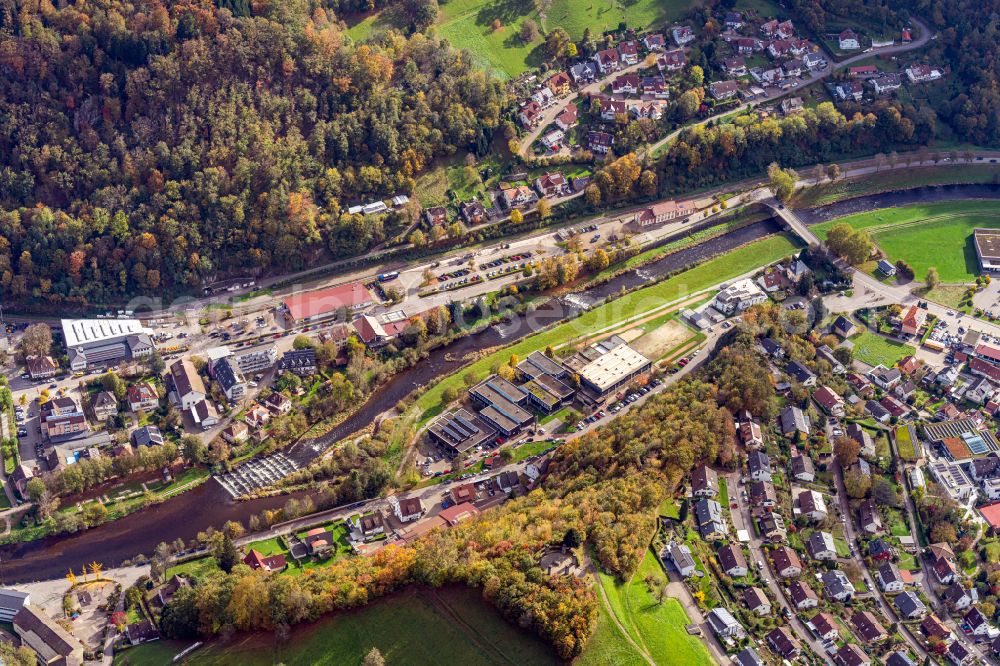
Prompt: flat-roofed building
<box><xmin>62</xmin><ymin>318</ymin><xmax>154</xmax><ymax>371</ymax></box>
<box><xmin>517</xmin><ymin>350</ymin><xmax>568</xmax><ymax>380</ymax></box>
<box><xmin>576</xmin><ymin>344</ymin><xmax>651</xmax><ymax>397</ymax></box>
<box><xmin>428</xmin><ymin>408</ymin><xmax>496</xmax><ymax>457</ymax></box>
<box><xmin>521</xmin><ymin>374</ymin><xmax>574</xmax><ymax>413</ymax></box>
<box><xmin>975</xmin><ymin>228</ymin><xmax>1000</xmax><ymax>272</ymax></box>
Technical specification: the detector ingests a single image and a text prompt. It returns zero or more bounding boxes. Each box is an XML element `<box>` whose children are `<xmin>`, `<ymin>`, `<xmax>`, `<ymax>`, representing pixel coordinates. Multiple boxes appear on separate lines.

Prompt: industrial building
<box><xmin>974</xmin><ymin>228</ymin><xmax>1000</xmax><ymax>272</ymax></box>
<box><xmin>469</xmin><ymin>376</ymin><xmax>536</xmax><ymax>436</ymax></box>
<box><xmin>282</xmin><ymin>282</ymin><xmax>374</xmax><ymax>323</ymax></box>
<box><xmin>568</xmin><ymin>340</ymin><xmax>651</xmax><ymax>398</ymax></box>
<box><xmin>428</xmin><ymin>409</ymin><xmax>497</xmax><ymax>456</ymax></box>
<box><xmin>62</xmin><ymin>318</ymin><xmax>154</xmax><ymax>371</ymax></box>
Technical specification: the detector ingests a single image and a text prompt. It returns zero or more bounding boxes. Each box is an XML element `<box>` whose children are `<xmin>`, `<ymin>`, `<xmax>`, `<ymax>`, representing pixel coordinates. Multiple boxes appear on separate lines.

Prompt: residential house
<box><xmin>895</xmin><ymin>591</ymin><xmax>927</xmax><ymax>619</ymax></box>
<box><xmin>872</xmin><ymin>73</ymin><xmax>902</xmax><ymax>94</ymax></box>
<box><xmin>424</xmin><ymin>206</ymin><xmax>447</xmax><ymax>226</ymax></box>
<box><xmin>617</xmin><ymin>40</ymin><xmax>639</xmax><ymax>64</ymax></box>
<box><xmin>127</xmin><ymin>382</ymin><xmax>159</xmax><ymax>412</ymax></box>
<box><xmin>588</xmin><ymin>131</ymin><xmax>614</xmax><ymax>154</ymax></box>
<box><xmin>760</xmin><ymin>337</ymin><xmax>784</xmax><ymax>358</ymax></box>
<box><xmin>942</xmin><ymin>582</ymin><xmax>977</xmax><ymax>611</ymax></box>
<box><xmin>814</xmin><ymin>386</ymin><xmax>844</xmax><ymax>416</ymax></box>
<box><xmin>570</xmin><ymin>61</ymin><xmax>598</xmax><ymax>83</ymax></box>
<box><xmin>707</xmin><ymin>607</ymin><xmax>746</xmax><ymax>640</ymax></box>
<box><xmin>791</xmin><ymin>454</ymin><xmax>815</xmax><ymax>482</ymax></box>
<box><xmin>643</xmin><ymin>33</ymin><xmax>666</xmax><ymax>51</ymax></box>
<box><xmin>833</xmin><ymin>315</ymin><xmax>858</xmax><ymax>338</ymax></box>
<box><xmin>758</xmin><ymin>513</ymin><xmax>788</xmax><ymax>543</ymax></box>
<box><xmin>921</xmin><ymin>613</ymin><xmax>953</xmax><ymax>642</ymax></box>
<box><xmin>964</xmin><ymin>607</ymin><xmax>998</xmax><ymax>638</ymax></box>
<box><xmin>724</xmin><ymin>56</ymin><xmax>747</xmax><ymax>76</ymax></box>
<box><xmin>847</xmin><ymin>422</ymin><xmax>875</xmax><ymax>458</ymax></box>
<box><xmin>835</xmin><ymin>644</ymin><xmax>871</xmax><ymax>666</ymax></box>
<box><xmin>593</xmin><ymin>49</ymin><xmax>621</xmax><ymax>74</ymax></box>
<box><xmin>501</xmin><ymin>185</ymin><xmax>537</xmax><ymax>209</ymax></box>
<box><xmin>866</xmin><ymin>399</ymin><xmax>892</xmax><ymax>424</ymax></box>
<box><xmin>92</xmin><ymin>391</ymin><xmax>118</xmax><ymax>421</ymax></box>
<box><xmin>541</xmin><ymin>129</ymin><xmax>565</xmax><ymax>149</ymax></box>
<box><xmin>906</xmin><ymin>64</ymin><xmax>943</xmax><ymax>83</ymax></box>
<box><xmin>244</xmin><ymin>404</ymin><xmax>271</xmax><ymax>430</ymax></box>
<box><xmin>713</xmin><ymin>278</ymin><xmax>766</xmax><ymax>314</ymax></box>
<box><xmin>771</xmin><ymin>545</ymin><xmax>802</xmax><ymax>578</ymax></box>
<box><xmin>215</xmin><ymin>356</ymin><xmax>246</xmax><ymax>402</ymax></box>
<box><xmin>657</xmin><ymin>49</ymin><xmax>686</xmax><ymax>72</ymax></box>
<box><xmin>869</xmin><ymin>538</ymin><xmax>894</xmax><ymax>562</ymax></box>
<box><xmin>125</xmin><ymin>619</ymin><xmax>159</xmax><ymax>645</ymax></box>
<box><xmin>807</xmin><ymin>531</ymin><xmax>837</xmax><ymax>560</ymax></box>
<box><xmin>900</xmin><ymin>305</ymin><xmax>927</xmax><ymax>336</ymax></box>
<box><xmin>839</xmin><ymin>29</ymin><xmax>861</xmax><ymax>50</ymax></box>
<box><xmin>798</xmin><ymin>490</ymin><xmax>828</xmax><ymax>522</ymax></box>
<box><xmin>767</xmin><ymin>626</ymin><xmax>800</xmax><ymax>660</ymax></box>
<box><xmin>190</xmin><ymin>399</ymin><xmax>219</xmax><ymax>430</ymax></box>
<box><xmin>782</xmin><ymin>59</ymin><xmax>804</xmax><ymax>78</ymax></box>
<box><xmin>735</xmin><ymin>38</ymin><xmax>760</xmax><ymax>54</ymax></box>
<box><xmin>672</xmin><ymin>26</ymin><xmax>695</xmax><ymax>45</ymax></box>
<box><xmin>835</xmin><ymin>82</ymin><xmax>864</xmax><ymax>101</ymax></box>
<box><xmin>734</xmin><ymin>647</ymin><xmax>765</xmax><ymax>666</ymax></box>
<box><xmin>303</xmin><ymin>527</ymin><xmax>334</xmax><ymax>555</ymax></box>
<box><xmin>694</xmin><ymin>498</ymin><xmax>727</xmax><ymax>539</ymax></box>
<box><xmin>169</xmin><ymin>358</ymin><xmax>206</xmax><ymax>410</ymax></box>
<box><xmin>459</xmin><ymin>200</ymin><xmax>488</xmax><ymax>225</ymax></box>
<box><xmin>631</xmin><ymin>200</ymin><xmax>696</xmax><ymax>227</ymax></box>
<box><xmin>546</xmin><ymin>71</ymin><xmax>571</xmax><ymax>96</ymax></box>
<box><xmin>739</xmin><ymin>414</ymin><xmax>764</xmax><ymax>448</ymax></box>
<box><xmin>131</xmin><ymin>425</ymin><xmax>164</xmax><ymax>448</ymax></box>
<box><xmin>816</xmin><ymin>344</ymin><xmax>845</xmax><ymax>373</ymax></box>
<box><xmin>802</xmin><ymin>52</ymin><xmax>826</xmax><ymax>70</ymax></box>
<box><xmin>869</xmin><ymin>364</ymin><xmax>902</xmax><ymax>390</ymax></box>
<box><xmin>535</xmin><ymin>172</ymin><xmax>567</xmax><ymax>198</ymax></box>
<box><xmin>858</xmin><ymin>500</ymin><xmax>884</xmax><ymax>535</ymax></box>
<box><xmin>243</xmin><ymin>549</ymin><xmax>287</xmax><ymax>573</ymax></box>
<box><xmin>718</xmin><ymin>544</ymin><xmax>748</xmax><ymax>577</ymax></box>
<box><xmin>787</xmin><ymin>360</ymin><xmax>817</xmax><ymax>386</ymax></box>
<box><xmin>851</xmin><ymin>610</ymin><xmax>887</xmax><ymax>644</ymax></box>
<box><xmin>947</xmin><ymin>641</ymin><xmax>972</xmax><ymax>666</ymax></box>
<box><xmin>221</xmin><ymin>421</ymin><xmax>249</xmax><ymax>445</ymax></box>
<box><xmin>823</xmin><ymin>569</ymin><xmax>856</xmax><ymax>601</ymax></box>
<box><xmin>876</xmin><ymin>562</ymin><xmax>904</xmax><ymax>592</ymax></box>
<box><xmin>779</xmin><ymin>406</ymin><xmax>810</xmax><ymax>437</ymax></box>
<box><xmin>933</xmin><ymin>554</ymin><xmax>957</xmax><ymax>584</ymax></box>
<box><xmin>812</xmin><ymin>612</ymin><xmax>839</xmax><ymax>640</ymax></box>
<box><xmin>554</xmin><ymin>104</ymin><xmax>578</xmax><ymax>131</ymax></box>
<box><xmin>390</xmin><ymin>496</ymin><xmax>424</xmax><ymax>523</ymax></box>
<box><xmin>262</xmin><ymin>391</ymin><xmax>292</xmax><ymax>415</ymax></box>
<box><xmin>518</xmin><ymin>100</ymin><xmax>541</xmax><ymax>127</ymax></box>
<box><xmin>26</xmin><ymin>355</ymin><xmax>57</xmax><ymax>380</ymax></box>
<box><xmin>709</xmin><ymin>80</ymin><xmax>740</xmax><ymax>100</ymax></box>
<box><xmin>667</xmin><ymin>541</ymin><xmax>697</xmax><ymax>577</ymax></box>
<box><xmin>748</xmin><ymin>451</ymin><xmax>772</xmax><ymax>481</ymax></box>
<box><xmin>750</xmin><ymin>481</ymin><xmax>777</xmax><ymax>509</ymax></box>
<box><xmin>724</xmin><ymin>12</ymin><xmax>744</xmax><ymax>29</ymax></box>
<box><xmin>640</xmin><ymin>76</ymin><xmax>669</xmax><ymax>98</ymax></box>
<box><xmin>789</xmin><ymin>580</ymin><xmax>819</xmax><ymax>610</ymax></box>
<box><xmin>691</xmin><ymin>465</ymin><xmax>719</xmax><ymax>498</ymax></box>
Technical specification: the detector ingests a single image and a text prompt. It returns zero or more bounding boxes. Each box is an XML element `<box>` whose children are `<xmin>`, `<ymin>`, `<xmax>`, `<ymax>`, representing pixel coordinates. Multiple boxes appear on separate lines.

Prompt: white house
<box><xmin>713</xmin><ymin>279</ymin><xmax>767</xmax><ymax>316</ymax></box>
<box><xmin>838</xmin><ymin>29</ymin><xmax>861</xmax><ymax>50</ymax></box>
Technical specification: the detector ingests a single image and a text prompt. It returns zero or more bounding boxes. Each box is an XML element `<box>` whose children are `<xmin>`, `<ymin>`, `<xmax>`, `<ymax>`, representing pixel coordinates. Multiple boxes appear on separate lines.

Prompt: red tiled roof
<box><xmin>981</xmin><ymin>502</ymin><xmax>1000</xmax><ymax>530</ymax></box>
<box><xmin>284</xmin><ymin>283</ymin><xmax>372</xmax><ymax>320</ymax></box>
<box><xmin>976</xmin><ymin>344</ymin><xmax>1000</xmax><ymax>362</ymax></box>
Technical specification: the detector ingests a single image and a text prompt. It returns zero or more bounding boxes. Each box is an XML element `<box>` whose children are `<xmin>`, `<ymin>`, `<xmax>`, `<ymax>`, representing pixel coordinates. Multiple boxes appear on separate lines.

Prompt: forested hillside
<box><xmin>785</xmin><ymin>0</ymin><xmax>1000</xmax><ymax>146</ymax></box>
<box><xmin>0</xmin><ymin>0</ymin><xmax>505</xmax><ymax>306</ymax></box>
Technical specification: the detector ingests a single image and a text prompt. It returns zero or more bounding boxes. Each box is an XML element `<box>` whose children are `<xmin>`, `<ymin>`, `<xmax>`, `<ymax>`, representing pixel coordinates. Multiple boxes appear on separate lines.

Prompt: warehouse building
<box><xmin>282</xmin><ymin>282</ymin><xmax>374</xmax><ymax>323</ymax></box>
<box><xmin>62</xmin><ymin>318</ymin><xmax>154</xmax><ymax>371</ymax></box>
<box><xmin>516</xmin><ymin>350</ymin><xmax>569</xmax><ymax>380</ymax></box>
<box><xmin>469</xmin><ymin>376</ymin><xmax>535</xmax><ymax>436</ymax></box>
<box><xmin>974</xmin><ymin>228</ymin><xmax>1000</xmax><ymax>272</ymax></box>
<box><xmin>575</xmin><ymin>343</ymin><xmax>651</xmax><ymax>398</ymax></box>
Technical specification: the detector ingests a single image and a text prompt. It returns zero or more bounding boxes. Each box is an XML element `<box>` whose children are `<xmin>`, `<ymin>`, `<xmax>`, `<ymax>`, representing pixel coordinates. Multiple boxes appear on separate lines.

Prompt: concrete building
<box><xmin>428</xmin><ymin>409</ymin><xmax>496</xmax><ymax>457</ymax></box>
<box><xmin>974</xmin><ymin>228</ymin><xmax>1000</xmax><ymax>272</ymax></box>
<box><xmin>168</xmin><ymin>359</ymin><xmax>206</xmax><ymax>410</ymax></box>
<box><xmin>62</xmin><ymin>318</ymin><xmax>154</xmax><ymax>371</ymax></box>
<box><xmin>282</xmin><ymin>282</ymin><xmax>373</xmax><ymax>323</ymax></box>
<box><xmin>574</xmin><ymin>343</ymin><xmax>651</xmax><ymax>398</ymax></box>
<box><xmin>713</xmin><ymin>279</ymin><xmax>767</xmax><ymax>315</ymax></box>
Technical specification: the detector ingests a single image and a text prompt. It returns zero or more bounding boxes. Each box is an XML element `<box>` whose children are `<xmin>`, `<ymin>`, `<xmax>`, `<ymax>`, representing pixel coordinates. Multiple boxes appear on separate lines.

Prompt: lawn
<box><xmin>812</xmin><ymin>200</ymin><xmax>1000</xmax><ymax>283</ymax></box>
<box><xmin>850</xmin><ymin>331</ymin><xmax>915</xmax><ymax>368</ymax></box>
<box><xmin>792</xmin><ymin>164</ymin><xmax>1000</xmax><ymax>208</ymax></box>
<box><xmin>114</xmin><ymin>586</ymin><xmax>557</xmax><ymax>665</ymax></box>
<box><xmin>166</xmin><ymin>556</ymin><xmax>219</xmax><ymax>580</ymax></box>
<box><xmin>412</xmin><ymin>233</ymin><xmax>803</xmax><ymax>427</ymax></box>
<box><xmin>245</xmin><ymin>537</ymin><xmax>287</xmax><ymax>557</ymax></box>
<box><xmin>718</xmin><ymin>477</ymin><xmax>729</xmax><ymax>508</ymax></box>
<box><xmin>596</xmin><ymin>551</ymin><xmax>714</xmax><ymax>666</ymax></box>
<box><xmin>894</xmin><ymin>425</ymin><xmax>918</xmax><ymax>461</ymax></box>
<box><xmin>577</xmin><ymin>589</ymin><xmax>648</xmax><ymax>666</ymax></box>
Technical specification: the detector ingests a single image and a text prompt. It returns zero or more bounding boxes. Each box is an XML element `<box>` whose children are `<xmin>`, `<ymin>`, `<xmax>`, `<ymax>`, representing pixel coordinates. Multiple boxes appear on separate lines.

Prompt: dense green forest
<box><xmin>0</xmin><ymin>0</ymin><xmax>504</xmax><ymax>306</ymax></box>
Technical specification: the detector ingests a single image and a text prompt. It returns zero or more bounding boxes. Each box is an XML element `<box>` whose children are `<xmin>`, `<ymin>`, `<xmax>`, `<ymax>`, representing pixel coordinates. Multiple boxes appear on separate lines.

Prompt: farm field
<box><xmin>412</xmin><ymin>232</ymin><xmax>803</xmax><ymax>426</ymax></box>
<box><xmin>597</xmin><ymin>551</ymin><xmax>714</xmax><ymax>666</ymax></box>
<box><xmin>813</xmin><ymin>200</ymin><xmax>1000</xmax><ymax>282</ymax></box>
<box><xmin>850</xmin><ymin>331</ymin><xmax>915</xmax><ymax>368</ymax></box>
<box><xmin>114</xmin><ymin>587</ymin><xmax>557</xmax><ymax>666</ymax></box>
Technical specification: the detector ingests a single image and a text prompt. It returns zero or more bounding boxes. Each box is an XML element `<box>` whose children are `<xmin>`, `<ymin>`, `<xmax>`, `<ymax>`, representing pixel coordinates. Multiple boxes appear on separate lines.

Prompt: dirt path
<box><xmin>591</xmin><ymin>568</ymin><xmax>657</xmax><ymax>666</ymax></box>
<box><xmin>555</xmin><ymin>292</ymin><xmax>706</xmax><ymax>352</ymax></box>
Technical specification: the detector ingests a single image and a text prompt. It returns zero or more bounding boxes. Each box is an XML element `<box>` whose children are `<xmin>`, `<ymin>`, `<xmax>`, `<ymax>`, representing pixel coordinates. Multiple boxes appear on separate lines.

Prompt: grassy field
<box><xmin>792</xmin><ymin>164</ymin><xmax>1000</xmax><ymax>208</ymax></box>
<box><xmin>850</xmin><ymin>331</ymin><xmax>915</xmax><ymax>368</ymax></box>
<box><xmin>894</xmin><ymin>425</ymin><xmax>918</xmax><ymax>461</ymax></box>
<box><xmin>114</xmin><ymin>587</ymin><xmax>556</xmax><ymax>666</ymax></box>
<box><xmin>813</xmin><ymin>200</ymin><xmax>1000</xmax><ymax>283</ymax></box>
<box><xmin>412</xmin><ymin>233</ymin><xmax>803</xmax><ymax>427</ymax></box>
<box><xmin>596</xmin><ymin>551</ymin><xmax>713</xmax><ymax>666</ymax></box>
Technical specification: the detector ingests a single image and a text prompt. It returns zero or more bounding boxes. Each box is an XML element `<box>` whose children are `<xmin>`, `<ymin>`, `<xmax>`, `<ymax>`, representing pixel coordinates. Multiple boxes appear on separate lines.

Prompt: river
<box><xmin>5</xmin><ymin>182</ymin><xmax>1000</xmax><ymax>583</ymax></box>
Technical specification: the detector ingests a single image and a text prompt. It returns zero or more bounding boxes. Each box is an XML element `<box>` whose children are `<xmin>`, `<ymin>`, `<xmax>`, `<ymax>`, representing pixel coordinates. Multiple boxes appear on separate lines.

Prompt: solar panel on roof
<box><xmin>440</xmin><ymin>425</ymin><xmax>463</xmax><ymax>442</ymax></box>
<box><xmin>449</xmin><ymin>418</ymin><xmax>471</xmax><ymax>437</ymax></box>
<box><xmin>454</xmin><ymin>414</ymin><xmax>479</xmax><ymax>434</ymax></box>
